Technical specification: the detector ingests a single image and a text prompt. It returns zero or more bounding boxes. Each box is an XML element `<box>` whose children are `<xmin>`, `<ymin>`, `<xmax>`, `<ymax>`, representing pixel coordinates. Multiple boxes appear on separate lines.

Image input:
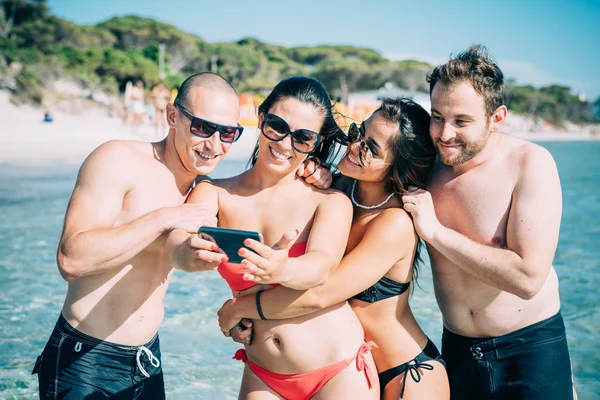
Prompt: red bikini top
<box><xmin>218</xmin><ymin>242</ymin><xmax>308</xmax><ymax>291</ymax></box>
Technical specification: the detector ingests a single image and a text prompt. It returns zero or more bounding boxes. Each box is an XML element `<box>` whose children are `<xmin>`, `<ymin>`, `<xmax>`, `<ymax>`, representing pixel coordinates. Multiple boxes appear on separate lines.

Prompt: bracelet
<box><xmin>256</xmin><ymin>290</ymin><xmax>267</xmax><ymax>321</ymax></box>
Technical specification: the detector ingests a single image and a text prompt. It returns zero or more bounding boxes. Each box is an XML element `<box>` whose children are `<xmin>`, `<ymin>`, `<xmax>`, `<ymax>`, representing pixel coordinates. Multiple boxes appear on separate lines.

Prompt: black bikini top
<box><xmin>352</xmin><ymin>275</ymin><xmax>410</xmax><ymax>303</ymax></box>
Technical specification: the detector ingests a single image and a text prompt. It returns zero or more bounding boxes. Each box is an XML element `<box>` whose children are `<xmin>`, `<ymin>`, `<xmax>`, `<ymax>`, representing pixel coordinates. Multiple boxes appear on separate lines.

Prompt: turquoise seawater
<box><xmin>0</xmin><ymin>141</ymin><xmax>599</xmax><ymax>399</ymax></box>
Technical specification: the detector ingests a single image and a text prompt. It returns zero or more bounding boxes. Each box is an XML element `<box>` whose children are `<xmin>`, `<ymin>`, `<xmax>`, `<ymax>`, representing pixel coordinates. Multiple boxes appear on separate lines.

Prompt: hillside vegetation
<box><xmin>1</xmin><ymin>0</ymin><xmax>597</xmax><ymax>126</ymax></box>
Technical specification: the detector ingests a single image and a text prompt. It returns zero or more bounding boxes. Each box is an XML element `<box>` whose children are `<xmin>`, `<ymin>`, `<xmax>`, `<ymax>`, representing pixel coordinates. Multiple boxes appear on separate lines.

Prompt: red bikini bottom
<box><xmin>233</xmin><ymin>341</ymin><xmax>377</xmax><ymax>400</ymax></box>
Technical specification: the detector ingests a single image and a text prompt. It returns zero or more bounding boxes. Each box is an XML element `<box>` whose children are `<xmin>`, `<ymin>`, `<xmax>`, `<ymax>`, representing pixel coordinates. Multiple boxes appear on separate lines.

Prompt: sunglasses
<box><xmin>260</xmin><ymin>113</ymin><xmax>322</xmax><ymax>154</ymax></box>
<box><xmin>175</xmin><ymin>103</ymin><xmax>243</xmax><ymax>143</ymax></box>
<box><xmin>348</xmin><ymin>122</ymin><xmax>392</xmax><ymax>167</ymax></box>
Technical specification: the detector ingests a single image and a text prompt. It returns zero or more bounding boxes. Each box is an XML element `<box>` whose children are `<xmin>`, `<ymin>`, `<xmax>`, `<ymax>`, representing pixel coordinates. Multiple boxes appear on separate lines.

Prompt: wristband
<box><xmin>256</xmin><ymin>290</ymin><xmax>267</xmax><ymax>321</ymax></box>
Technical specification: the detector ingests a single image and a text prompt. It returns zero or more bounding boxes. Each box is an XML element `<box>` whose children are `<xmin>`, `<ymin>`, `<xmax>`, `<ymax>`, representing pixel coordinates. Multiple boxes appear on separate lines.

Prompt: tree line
<box><xmin>1</xmin><ymin>0</ymin><xmax>598</xmax><ymax>126</ymax></box>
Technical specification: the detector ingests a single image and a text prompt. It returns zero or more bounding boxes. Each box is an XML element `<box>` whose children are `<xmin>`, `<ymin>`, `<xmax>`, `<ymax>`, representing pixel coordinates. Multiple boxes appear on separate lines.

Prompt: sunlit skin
<box><xmin>338</xmin><ymin>114</ymin><xmax>395</xmax><ymax>191</ymax></box>
<box><xmin>338</xmin><ymin>113</ymin><xmax>450</xmax><ymax>399</ymax></box>
<box><xmin>429</xmin><ymin>81</ymin><xmax>494</xmax><ymax>167</ymax></box>
<box><xmin>254</xmin><ymin>98</ymin><xmax>324</xmax><ymax>181</ymax></box>
<box><xmin>184</xmin><ymin>96</ymin><xmax>378</xmax><ymax>399</ymax></box>
<box><xmin>402</xmin><ymin>80</ymin><xmax>563</xmax><ymax>338</ymax></box>
<box><xmin>169</xmin><ymin>86</ymin><xmax>240</xmax><ymax>176</ymax></box>
<box><xmin>57</xmin><ymin>85</ymin><xmax>240</xmax><ymax>346</ymax></box>
<box><xmin>218</xmin><ymin>110</ymin><xmax>450</xmax><ymax>399</ymax></box>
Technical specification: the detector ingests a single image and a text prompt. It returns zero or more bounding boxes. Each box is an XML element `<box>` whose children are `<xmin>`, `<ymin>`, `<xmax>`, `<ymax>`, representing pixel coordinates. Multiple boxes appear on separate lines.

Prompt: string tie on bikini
<box><xmin>400</xmin><ymin>358</ymin><xmax>434</xmax><ymax>398</ymax></box>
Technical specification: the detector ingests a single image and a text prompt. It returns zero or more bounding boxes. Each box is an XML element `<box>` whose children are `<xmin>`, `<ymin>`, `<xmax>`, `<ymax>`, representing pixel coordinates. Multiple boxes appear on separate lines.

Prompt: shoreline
<box><xmin>2</xmin><ymin>92</ymin><xmax>598</xmax><ymax>166</ymax></box>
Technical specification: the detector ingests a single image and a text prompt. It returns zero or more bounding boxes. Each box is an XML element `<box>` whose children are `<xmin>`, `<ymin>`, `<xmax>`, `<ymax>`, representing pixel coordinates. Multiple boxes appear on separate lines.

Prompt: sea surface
<box><xmin>0</xmin><ymin>141</ymin><xmax>599</xmax><ymax>399</ymax></box>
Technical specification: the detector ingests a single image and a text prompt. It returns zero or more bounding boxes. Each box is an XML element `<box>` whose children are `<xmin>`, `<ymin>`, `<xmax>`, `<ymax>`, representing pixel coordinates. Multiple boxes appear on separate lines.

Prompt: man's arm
<box><xmin>57</xmin><ymin>141</ymin><xmax>215</xmax><ymax>281</ymax></box>
<box><xmin>218</xmin><ymin>208</ymin><xmax>415</xmax><ymax>331</ymax></box>
<box><xmin>404</xmin><ymin>146</ymin><xmax>562</xmax><ymax>299</ymax></box>
<box><xmin>165</xmin><ymin>180</ymin><xmax>225</xmax><ymax>272</ymax></box>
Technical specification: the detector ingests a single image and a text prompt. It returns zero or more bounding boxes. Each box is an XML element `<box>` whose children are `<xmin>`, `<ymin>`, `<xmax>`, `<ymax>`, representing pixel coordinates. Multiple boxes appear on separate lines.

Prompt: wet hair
<box><xmin>174</xmin><ymin>72</ymin><xmax>237</xmax><ymax>108</ymax></box>
<box><xmin>427</xmin><ymin>44</ymin><xmax>504</xmax><ymax>117</ymax></box>
<box><xmin>376</xmin><ymin>97</ymin><xmax>437</xmax><ymax>284</ymax></box>
<box><xmin>248</xmin><ymin>76</ymin><xmax>345</xmax><ymax>167</ymax></box>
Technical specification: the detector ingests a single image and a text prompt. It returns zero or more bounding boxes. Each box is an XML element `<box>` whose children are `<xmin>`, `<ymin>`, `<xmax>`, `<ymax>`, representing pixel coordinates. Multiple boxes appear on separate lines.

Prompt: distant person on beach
<box><xmin>32</xmin><ymin>73</ymin><xmax>244</xmax><ymax>399</ymax></box>
<box><xmin>42</xmin><ymin>111</ymin><xmax>53</xmax><ymax>123</ymax></box>
<box><xmin>31</xmin><ymin>71</ymin><xmax>330</xmax><ymax>399</ymax></box>
<box><xmin>125</xmin><ymin>80</ymin><xmax>149</xmax><ymax>126</ymax></box>
<box><xmin>150</xmin><ymin>83</ymin><xmax>171</xmax><ymax>132</ymax></box>
<box><xmin>400</xmin><ymin>45</ymin><xmax>574</xmax><ymax>399</ymax></box>
<box><xmin>173</xmin><ymin>76</ymin><xmax>380</xmax><ymax>399</ymax></box>
<box><xmin>217</xmin><ymin>98</ymin><xmax>450</xmax><ymax>399</ymax></box>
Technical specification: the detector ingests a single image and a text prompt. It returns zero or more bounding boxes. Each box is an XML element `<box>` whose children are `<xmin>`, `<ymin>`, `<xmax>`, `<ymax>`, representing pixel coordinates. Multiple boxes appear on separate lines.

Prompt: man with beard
<box><xmin>401</xmin><ymin>45</ymin><xmax>574</xmax><ymax>399</ymax></box>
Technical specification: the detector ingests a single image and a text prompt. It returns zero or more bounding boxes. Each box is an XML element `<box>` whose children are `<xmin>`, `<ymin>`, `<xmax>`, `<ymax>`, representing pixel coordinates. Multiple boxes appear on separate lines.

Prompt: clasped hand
<box><xmin>217</xmin><ymin>299</ymin><xmax>253</xmax><ymax>345</ymax></box>
<box><xmin>401</xmin><ymin>186</ymin><xmax>443</xmax><ymax>242</ymax></box>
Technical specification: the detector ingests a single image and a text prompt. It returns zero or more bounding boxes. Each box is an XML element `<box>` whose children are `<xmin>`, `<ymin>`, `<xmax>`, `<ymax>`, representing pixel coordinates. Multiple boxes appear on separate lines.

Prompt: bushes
<box><xmin>13</xmin><ymin>67</ymin><xmax>44</xmax><ymax>104</ymax></box>
<box><xmin>505</xmin><ymin>83</ymin><xmax>597</xmax><ymax>126</ymax></box>
<box><xmin>1</xmin><ymin>1</ymin><xmax>597</xmax><ymax>124</ymax></box>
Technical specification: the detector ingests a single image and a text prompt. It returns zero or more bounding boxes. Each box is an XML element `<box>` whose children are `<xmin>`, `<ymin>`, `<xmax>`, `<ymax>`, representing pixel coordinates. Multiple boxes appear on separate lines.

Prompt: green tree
<box><xmin>1</xmin><ymin>0</ymin><xmax>49</xmax><ymax>37</ymax></box>
<box><xmin>313</xmin><ymin>58</ymin><xmax>371</xmax><ymax>103</ymax></box>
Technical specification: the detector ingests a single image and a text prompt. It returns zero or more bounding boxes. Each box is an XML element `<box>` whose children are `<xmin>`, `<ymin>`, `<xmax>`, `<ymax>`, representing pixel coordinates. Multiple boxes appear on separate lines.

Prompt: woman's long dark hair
<box><xmin>248</xmin><ymin>76</ymin><xmax>346</xmax><ymax>168</ymax></box>
<box><xmin>377</xmin><ymin>97</ymin><xmax>437</xmax><ymax>285</ymax></box>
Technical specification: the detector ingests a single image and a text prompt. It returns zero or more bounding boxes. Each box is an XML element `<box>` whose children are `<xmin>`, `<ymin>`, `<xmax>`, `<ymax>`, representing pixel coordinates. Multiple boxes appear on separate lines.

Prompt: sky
<box><xmin>48</xmin><ymin>0</ymin><xmax>600</xmax><ymax>100</ymax></box>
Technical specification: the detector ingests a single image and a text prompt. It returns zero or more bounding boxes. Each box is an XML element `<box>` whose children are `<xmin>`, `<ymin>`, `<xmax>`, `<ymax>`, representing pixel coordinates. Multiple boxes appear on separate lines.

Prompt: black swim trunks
<box><xmin>442</xmin><ymin>311</ymin><xmax>574</xmax><ymax>400</ymax></box>
<box><xmin>378</xmin><ymin>338</ymin><xmax>446</xmax><ymax>398</ymax></box>
<box><xmin>32</xmin><ymin>314</ymin><xmax>165</xmax><ymax>399</ymax></box>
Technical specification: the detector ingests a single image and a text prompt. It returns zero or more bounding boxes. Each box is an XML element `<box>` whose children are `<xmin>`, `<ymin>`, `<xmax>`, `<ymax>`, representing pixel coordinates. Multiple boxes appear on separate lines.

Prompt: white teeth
<box><xmin>270</xmin><ymin>147</ymin><xmax>290</xmax><ymax>161</ymax></box>
<box><xmin>348</xmin><ymin>153</ymin><xmax>361</xmax><ymax>166</ymax></box>
<box><xmin>195</xmin><ymin>150</ymin><xmax>219</xmax><ymax>160</ymax></box>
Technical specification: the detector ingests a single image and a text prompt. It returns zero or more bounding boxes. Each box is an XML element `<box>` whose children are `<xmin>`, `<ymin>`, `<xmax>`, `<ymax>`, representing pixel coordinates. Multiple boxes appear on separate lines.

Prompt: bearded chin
<box><xmin>438</xmin><ymin>126</ymin><xmax>492</xmax><ymax>166</ymax></box>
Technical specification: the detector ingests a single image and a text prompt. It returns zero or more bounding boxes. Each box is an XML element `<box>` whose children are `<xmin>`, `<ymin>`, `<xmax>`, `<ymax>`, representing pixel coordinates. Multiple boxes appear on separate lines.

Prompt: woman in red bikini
<box><xmin>219</xmin><ymin>98</ymin><xmax>450</xmax><ymax>399</ymax></box>
<box><xmin>187</xmin><ymin>76</ymin><xmax>379</xmax><ymax>399</ymax></box>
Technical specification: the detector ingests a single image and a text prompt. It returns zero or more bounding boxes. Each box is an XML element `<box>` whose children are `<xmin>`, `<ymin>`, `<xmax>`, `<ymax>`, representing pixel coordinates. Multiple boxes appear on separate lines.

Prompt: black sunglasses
<box><xmin>175</xmin><ymin>103</ymin><xmax>243</xmax><ymax>143</ymax></box>
<box><xmin>260</xmin><ymin>113</ymin><xmax>321</xmax><ymax>154</ymax></box>
<box><xmin>348</xmin><ymin>122</ymin><xmax>392</xmax><ymax>166</ymax></box>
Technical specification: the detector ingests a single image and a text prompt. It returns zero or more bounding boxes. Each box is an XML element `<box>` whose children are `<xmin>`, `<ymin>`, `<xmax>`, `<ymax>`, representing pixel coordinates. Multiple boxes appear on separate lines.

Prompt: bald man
<box><xmin>33</xmin><ymin>73</ymin><xmax>245</xmax><ymax>399</ymax></box>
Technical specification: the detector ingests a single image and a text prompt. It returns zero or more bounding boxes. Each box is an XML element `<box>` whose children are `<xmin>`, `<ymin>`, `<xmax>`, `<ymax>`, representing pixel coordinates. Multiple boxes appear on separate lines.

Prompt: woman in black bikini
<box><xmin>219</xmin><ymin>97</ymin><xmax>450</xmax><ymax>399</ymax></box>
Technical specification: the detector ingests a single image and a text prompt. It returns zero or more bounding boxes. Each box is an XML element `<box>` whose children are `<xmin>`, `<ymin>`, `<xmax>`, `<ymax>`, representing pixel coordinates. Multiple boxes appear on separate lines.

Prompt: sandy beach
<box><xmin>0</xmin><ymin>91</ymin><xmax>260</xmax><ymax>165</ymax></box>
<box><xmin>1</xmin><ymin>91</ymin><xmax>598</xmax><ymax>166</ymax></box>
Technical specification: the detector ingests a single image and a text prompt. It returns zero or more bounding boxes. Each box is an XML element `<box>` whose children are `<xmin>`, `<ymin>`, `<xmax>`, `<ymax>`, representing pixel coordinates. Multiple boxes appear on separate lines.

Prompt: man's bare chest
<box><xmin>429</xmin><ymin>172</ymin><xmax>515</xmax><ymax>245</ymax></box>
<box><xmin>118</xmin><ymin>181</ymin><xmax>189</xmax><ymax>225</ymax></box>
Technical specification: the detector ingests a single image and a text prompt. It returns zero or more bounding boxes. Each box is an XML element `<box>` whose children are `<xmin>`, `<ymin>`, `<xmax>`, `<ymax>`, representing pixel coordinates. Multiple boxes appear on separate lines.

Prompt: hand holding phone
<box><xmin>198</xmin><ymin>226</ymin><xmax>264</xmax><ymax>264</ymax></box>
<box><xmin>234</xmin><ymin>229</ymin><xmax>300</xmax><ymax>286</ymax></box>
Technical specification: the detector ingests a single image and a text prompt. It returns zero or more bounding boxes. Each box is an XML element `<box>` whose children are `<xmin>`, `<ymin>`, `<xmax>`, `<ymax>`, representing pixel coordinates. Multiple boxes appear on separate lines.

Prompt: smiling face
<box><xmin>256</xmin><ymin>97</ymin><xmax>324</xmax><ymax>174</ymax></box>
<box><xmin>337</xmin><ymin>111</ymin><xmax>397</xmax><ymax>183</ymax></box>
<box><xmin>430</xmin><ymin>80</ymin><xmax>492</xmax><ymax>166</ymax></box>
<box><xmin>168</xmin><ymin>86</ymin><xmax>240</xmax><ymax>175</ymax></box>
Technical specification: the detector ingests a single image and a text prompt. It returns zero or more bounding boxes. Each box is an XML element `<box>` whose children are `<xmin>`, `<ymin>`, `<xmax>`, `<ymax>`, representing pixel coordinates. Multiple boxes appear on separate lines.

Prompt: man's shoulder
<box><xmin>498</xmin><ymin>136</ymin><xmax>559</xmax><ymax>196</ymax></box>
<box><xmin>501</xmin><ymin>135</ymin><xmax>556</xmax><ymax>170</ymax></box>
<box><xmin>90</xmin><ymin>140</ymin><xmax>154</xmax><ymax>163</ymax></box>
<box><xmin>81</xmin><ymin>140</ymin><xmax>156</xmax><ymax>180</ymax></box>
<box><xmin>500</xmin><ymin>134</ymin><xmax>552</xmax><ymax>159</ymax></box>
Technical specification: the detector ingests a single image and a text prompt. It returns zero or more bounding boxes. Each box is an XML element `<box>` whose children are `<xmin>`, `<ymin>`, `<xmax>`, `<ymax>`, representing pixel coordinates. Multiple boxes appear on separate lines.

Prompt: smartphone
<box><xmin>198</xmin><ymin>226</ymin><xmax>264</xmax><ymax>263</ymax></box>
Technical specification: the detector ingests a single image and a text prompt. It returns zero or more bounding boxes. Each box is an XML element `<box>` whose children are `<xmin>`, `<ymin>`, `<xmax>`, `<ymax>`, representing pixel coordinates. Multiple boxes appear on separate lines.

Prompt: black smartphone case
<box><xmin>197</xmin><ymin>226</ymin><xmax>264</xmax><ymax>263</ymax></box>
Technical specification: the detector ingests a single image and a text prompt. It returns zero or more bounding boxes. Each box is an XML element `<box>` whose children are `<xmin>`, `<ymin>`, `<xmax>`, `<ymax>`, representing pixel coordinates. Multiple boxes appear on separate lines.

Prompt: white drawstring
<box><xmin>136</xmin><ymin>345</ymin><xmax>160</xmax><ymax>378</ymax></box>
